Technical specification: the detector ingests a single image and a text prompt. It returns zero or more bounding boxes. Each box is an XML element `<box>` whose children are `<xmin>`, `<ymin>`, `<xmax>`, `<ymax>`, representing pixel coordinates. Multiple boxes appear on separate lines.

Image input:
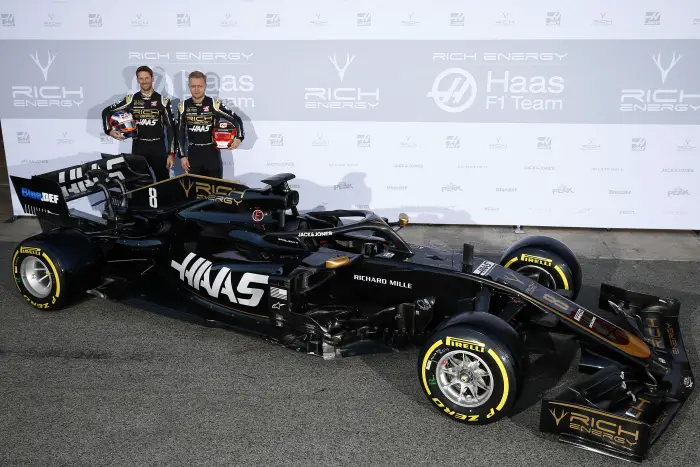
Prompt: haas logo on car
<box><xmin>171</xmin><ymin>252</ymin><xmax>269</xmax><ymax>307</ymax></box>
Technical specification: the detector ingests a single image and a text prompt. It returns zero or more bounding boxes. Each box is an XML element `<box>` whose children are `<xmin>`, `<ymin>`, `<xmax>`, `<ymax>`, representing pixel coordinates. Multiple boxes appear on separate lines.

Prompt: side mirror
<box><xmin>398</xmin><ymin>212</ymin><xmax>409</xmax><ymax>227</ymax></box>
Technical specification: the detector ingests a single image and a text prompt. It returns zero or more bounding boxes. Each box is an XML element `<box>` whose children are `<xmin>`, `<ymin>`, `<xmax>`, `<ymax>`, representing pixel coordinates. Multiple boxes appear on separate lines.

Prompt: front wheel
<box><xmin>501</xmin><ymin>246</ymin><xmax>578</xmax><ymax>299</ymax></box>
<box><xmin>417</xmin><ymin>325</ymin><xmax>520</xmax><ymax>425</ymax></box>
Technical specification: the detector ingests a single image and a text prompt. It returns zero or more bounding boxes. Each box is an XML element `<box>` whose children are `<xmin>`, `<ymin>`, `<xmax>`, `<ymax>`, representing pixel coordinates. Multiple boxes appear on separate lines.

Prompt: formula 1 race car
<box><xmin>9</xmin><ymin>154</ymin><xmax>694</xmax><ymax>463</ymax></box>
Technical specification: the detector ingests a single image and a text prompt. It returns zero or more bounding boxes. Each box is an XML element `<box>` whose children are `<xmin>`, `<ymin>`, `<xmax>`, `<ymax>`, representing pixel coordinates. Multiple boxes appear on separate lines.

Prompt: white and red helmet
<box><xmin>109</xmin><ymin>111</ymin><xmax>138</xmax><ymax>139</ymax></box>
<box><xmin>213</xmin><ymin>120</ymin><xmax>237</xmax><ymax>149</ymax></box>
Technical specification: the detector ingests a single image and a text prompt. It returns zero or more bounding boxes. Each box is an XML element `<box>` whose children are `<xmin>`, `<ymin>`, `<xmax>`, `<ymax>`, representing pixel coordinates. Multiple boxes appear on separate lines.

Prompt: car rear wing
<box><xmin>10</xmin><ymin>153</ymin><xmax>154</xmax><ymax>223</ymax></box>
<box><xmin>10</xmin><ymin>173</ymin><xmax>70</xmax><ymax>218</ymax></box>
<box><xmin>31</xmin><ymin>153</ymin><xmax>154</xmax><ymax>202</ymax></box>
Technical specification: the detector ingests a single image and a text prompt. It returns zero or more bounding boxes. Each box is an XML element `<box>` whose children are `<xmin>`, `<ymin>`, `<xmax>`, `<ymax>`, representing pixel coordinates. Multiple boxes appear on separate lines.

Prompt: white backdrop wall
<box><xmin>1</xmin><ymin>1</ymin><xmax>699</xmax><ymax>228</ymax></box>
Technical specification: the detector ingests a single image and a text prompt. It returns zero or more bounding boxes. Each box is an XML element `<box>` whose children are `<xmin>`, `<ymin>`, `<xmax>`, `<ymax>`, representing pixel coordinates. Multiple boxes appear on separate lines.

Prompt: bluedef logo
<box><xmin>21</xmin><ymin>187</ymin><xmax>58</xmax><ymax>204</ymax></box>
<box><xmin>171</xmin><ymin>252</ymin><xmax>269</xmax><ymax>307</ymax></box>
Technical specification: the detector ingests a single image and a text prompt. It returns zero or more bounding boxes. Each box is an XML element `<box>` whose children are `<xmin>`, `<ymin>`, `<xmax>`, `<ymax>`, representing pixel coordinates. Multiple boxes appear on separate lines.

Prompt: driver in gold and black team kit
<box><xmin>175</xmin><ymin>70</ymin><xmax>245</xmax><ymax>178</ymax></box>
<box><xmin>101</xmin><ymin>65</ymin><xmax>177</xmax><ymax>181</ymax></box>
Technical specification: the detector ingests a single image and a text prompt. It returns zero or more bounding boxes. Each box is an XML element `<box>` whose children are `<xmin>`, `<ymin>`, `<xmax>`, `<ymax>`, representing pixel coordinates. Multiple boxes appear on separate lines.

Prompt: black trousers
<box><xmin>187</xmin><ymin>144</ymin><xmax>222</xmax><ymax>179</ymax></box>
<box><xmin>132</xmin><ymin>139</ymin><xmax>170</xmax><ymax>182</ymax></box>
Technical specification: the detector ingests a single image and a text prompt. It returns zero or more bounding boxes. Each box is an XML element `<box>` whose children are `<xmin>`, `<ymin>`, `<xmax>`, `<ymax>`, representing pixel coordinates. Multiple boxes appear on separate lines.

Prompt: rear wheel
<box><xmin>11</xmin><ymin>229</ymin><xmax>104</xmax><ymax>311</ymax></box>
<box><xmin>417</xmin><ymin>325</ymin><xmax>520</xmax><ymax>425</ymax></box>
<box><xmin>12</xmin><ymin>244</ymin><xmax>69</xmax><ymax>310</ymax></box>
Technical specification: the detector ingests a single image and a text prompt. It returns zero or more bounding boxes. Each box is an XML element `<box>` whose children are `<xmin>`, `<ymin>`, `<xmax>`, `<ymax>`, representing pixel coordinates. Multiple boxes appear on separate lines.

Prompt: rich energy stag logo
<box><xmin>621</xmin><ymin>51</ymin><xmax>700</xmax><ymax>112</ymax></box>
<box><xmin>428</xmin><ymin>52</ymin><xmax>565</xmax><ymax>112</ymax></box>
<box><xmin>305</xmin><ymin>53</ymin><xmax>379</xmax><ymax>110</ymax></box>
<box><xmin>677</xmin><ymin>140</ymin><xmax>696</xmax><ymax>152</ymax></box>
<box><xmin>12</xmin><ymin>51</ymin><xmax>84</xmax><ymax>108</ymax></box>
<box><xmin>593</xmin><ymin>13</ymin><xmax>612</xmax><ymax>26</ymax></box>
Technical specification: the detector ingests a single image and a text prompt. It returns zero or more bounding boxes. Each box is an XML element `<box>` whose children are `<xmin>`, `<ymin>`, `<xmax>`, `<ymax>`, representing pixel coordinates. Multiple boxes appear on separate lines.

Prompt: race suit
<box><xmin>102</xmin><ymin>91</ymin><xmax>176</xmax><ymax>182</ymax></box>
<box><xmin>176</xmin><ymin>96</ymin><xmax>245</xmax><ymax>179</ymax></box>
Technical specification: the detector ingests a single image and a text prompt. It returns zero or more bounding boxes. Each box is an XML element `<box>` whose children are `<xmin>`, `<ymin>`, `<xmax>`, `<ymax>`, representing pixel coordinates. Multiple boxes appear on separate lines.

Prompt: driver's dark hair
<box><xmin>135</xmin><ymin>66</ymin><xmax>153</xmax><ymax>77</ymax></box>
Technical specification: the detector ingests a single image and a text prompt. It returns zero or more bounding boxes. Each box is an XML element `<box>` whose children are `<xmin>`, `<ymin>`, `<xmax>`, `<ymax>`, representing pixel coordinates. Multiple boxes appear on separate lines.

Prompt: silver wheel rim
<box><xmin>515</xmin><ymin>264</ymin><xmax>557</xmax><ymax>289</ymax></box>
<box><xmin>20</xmin><ymin>255</ymin><xmax>53</xmax><ymax>299</ymax></box>
<box><xmin>436</xmin><ymin>350</ymin><xmax>494</xmax><ymax>408</ymax></box>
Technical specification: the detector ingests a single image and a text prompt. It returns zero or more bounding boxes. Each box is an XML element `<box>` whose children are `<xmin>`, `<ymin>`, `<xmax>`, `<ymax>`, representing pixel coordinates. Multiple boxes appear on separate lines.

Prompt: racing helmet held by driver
<box><xmin>212</xmin><ymin>120</ymin><xmax>237</xmax><ymax>149</ymax></box>
<box><xmin>109</xmin><ymin>111</ymin><xmax>138</xmax><ymax>139</ymax></box>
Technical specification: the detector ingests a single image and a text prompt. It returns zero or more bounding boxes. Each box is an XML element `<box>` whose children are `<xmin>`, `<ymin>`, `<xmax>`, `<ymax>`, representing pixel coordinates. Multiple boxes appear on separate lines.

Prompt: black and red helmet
<box><xmin>109</xmin><ymin>111</ymin><xmax>138</xmax><ymax>139</ymax></box>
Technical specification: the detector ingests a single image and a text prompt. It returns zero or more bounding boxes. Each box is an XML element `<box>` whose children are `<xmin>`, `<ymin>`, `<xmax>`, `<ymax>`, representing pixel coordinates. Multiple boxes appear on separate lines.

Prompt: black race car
<box><xmin>9</xmin><ymin>153</ymin><xmax>694</xmax><ymax>463</ymax></box>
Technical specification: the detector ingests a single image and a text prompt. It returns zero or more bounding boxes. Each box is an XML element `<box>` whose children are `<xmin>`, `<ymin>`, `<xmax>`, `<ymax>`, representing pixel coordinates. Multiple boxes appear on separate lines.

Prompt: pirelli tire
<box><xmin>418</xmin><ymin>325</ymin><xmax>520</xmax><ymax>425</ymax></box>
<box><xmin>500</xmin><ymin>245</ymin><xmax>579</xmax><ymax>300</ymax></box>
<box><xmin>11</xmin><ymin>229</ymin><xmax>104</xmax><ymax>311</ymax></box>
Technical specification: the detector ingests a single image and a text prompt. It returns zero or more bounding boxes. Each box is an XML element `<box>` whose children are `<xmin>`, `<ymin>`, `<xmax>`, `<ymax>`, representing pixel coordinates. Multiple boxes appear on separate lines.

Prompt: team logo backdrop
<box><xmin>1</xmin><ymin>1</ymin><xmax>699</xmax><ymax>228</ymax></box>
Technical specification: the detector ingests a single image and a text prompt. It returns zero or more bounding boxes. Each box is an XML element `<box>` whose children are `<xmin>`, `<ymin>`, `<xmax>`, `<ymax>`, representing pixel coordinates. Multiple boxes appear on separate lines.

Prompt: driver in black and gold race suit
<box><xmin>102</xmin><ymin>65</ymin><xmax>176</xmax><ymax>181</ymax></box>
<box><xmin>176</xmin><ymin>71</ymin><xmax>244</xmax><ymax>178</ymax></box>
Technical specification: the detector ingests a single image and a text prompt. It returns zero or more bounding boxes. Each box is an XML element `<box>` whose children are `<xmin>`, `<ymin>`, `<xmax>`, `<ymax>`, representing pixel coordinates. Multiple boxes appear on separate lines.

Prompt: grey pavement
<box><xmin>0</xmin><ymin>241</ymin><xmax>698</xmax><ymax>467</ymax></box>
<box><xmin>2</xmin><ymin>199</ymin><xmax>700</xmax><ymax>467</ymax></box>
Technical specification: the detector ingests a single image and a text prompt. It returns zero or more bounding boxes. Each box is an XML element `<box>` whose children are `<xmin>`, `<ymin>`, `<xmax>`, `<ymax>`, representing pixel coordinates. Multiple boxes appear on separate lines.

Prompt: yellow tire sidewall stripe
<box><xmin>11</xmin><ymin>250</ymin><xmax>21</xmax><ymax>292</ymax></box>
<box><xmin>423</xmin><ymin>339</ymin><xmax>511</xmax><ymax>413</ymax></box>
<box><xmin>421</xmin><ymin>339</ymin><xmax>443</xmax><ymax>395</ymax></box>
<box><xmin>554</xmin><ymin>265</ymin><xmax>569</xmax><ymax>290</ymax></box>
<box><xmin>41</xmin><ymin>252</ymin><xmax>61</xmax><ymax>298</ymax></box>
<box><xmin>504</xmin><ymin>256</ymin><xmax>570</xmax><ymax>291</ymax></box>
<box><xmin>487</xmin><ymin>348</ymin><xmax>510</xmax><ymax>411</ymax></box>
